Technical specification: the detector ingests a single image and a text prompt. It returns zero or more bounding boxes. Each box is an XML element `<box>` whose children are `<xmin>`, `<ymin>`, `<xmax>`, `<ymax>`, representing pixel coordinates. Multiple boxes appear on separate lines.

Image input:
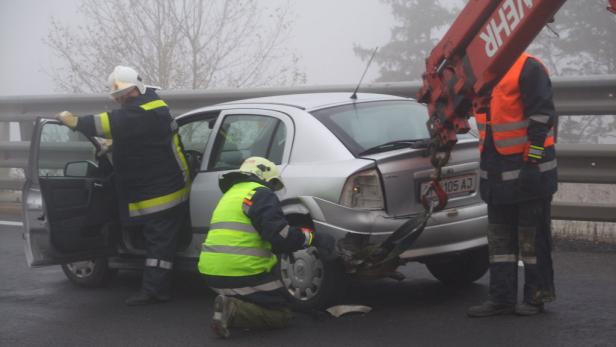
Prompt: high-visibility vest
<box><xmin>476</xmin><ymin>53</ymin><xmax>555</xmax><ymax>155</ymax></box>
<box><xmin>198</xmin><ymin>181</ymin><xmax>277</xmax><ymax>277</ymax></box>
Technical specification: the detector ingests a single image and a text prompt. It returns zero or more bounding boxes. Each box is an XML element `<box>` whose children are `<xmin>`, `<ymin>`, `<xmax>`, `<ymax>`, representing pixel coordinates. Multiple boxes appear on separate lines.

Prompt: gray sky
<box><xmin>0</xmin><ymin>0</ymin><xmax>393</xmax><ymax>96</ymax></box>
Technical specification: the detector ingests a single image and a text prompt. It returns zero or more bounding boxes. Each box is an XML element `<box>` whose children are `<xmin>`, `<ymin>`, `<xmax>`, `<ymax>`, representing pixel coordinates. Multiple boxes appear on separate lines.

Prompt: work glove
<box><xmin>300</xmin><ymin>227</ymin><xmax>337</xmax><ymax>260</ymax></box>
<box><xmin>300</xmin><ymin>227</ymin><xmax>315</xmax><ymax>247</ymax></box>
<box><xmin>55</xmin><ymin>111</ymin><xmax>78</xmax><ymax>129</ymax></box>
<box><xmin>517</xmin><ymin>163</ymin><xmax>541</xmax><ymax>195</ymax></box>
<box><xmin>525</xmin><ymin>143</ymin><xmax>545</xmax><ymax>162</ymax></box>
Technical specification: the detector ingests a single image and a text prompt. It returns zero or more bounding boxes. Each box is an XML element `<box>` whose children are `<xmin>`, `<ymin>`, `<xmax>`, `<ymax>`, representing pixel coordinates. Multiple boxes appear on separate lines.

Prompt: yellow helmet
<box><xmin>239</xmin><ymin>157</ymin><xmax>284</xmax><ymax>191</ymax></box>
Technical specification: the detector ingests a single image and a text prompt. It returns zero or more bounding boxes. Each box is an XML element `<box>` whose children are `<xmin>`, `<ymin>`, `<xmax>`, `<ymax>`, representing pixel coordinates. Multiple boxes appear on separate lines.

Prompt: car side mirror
<box><xmin>64</xmin><ymin>161</ymin><xmax>98</xmax><ymax>177</ymax></box>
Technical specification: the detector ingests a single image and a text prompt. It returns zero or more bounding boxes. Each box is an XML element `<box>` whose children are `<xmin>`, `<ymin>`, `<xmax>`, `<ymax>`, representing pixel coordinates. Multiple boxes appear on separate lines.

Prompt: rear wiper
<box><xmin>358</xmin><ymin>138</ymin><xmax>431</xmax><ymax>156</ymax></box>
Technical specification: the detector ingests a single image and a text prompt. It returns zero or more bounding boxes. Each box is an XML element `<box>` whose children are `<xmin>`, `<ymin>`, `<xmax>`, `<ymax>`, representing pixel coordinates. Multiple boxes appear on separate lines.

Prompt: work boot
<box><xmin>211</xmin><ymin>295</ymin><xmax>237</xmax><ymax>339</ymax></box>
<box><xmin>467</xmin><ymin>301</ymin><xmax>514</xmax><ymax>318</ymax></box>
<box><xmin>514</xmin><ymin>302</ymin><xmax>544</xmax><ymax>316</ymax></box>
<box><xmin>124</xmin><ymin>292</ymin><xmax>170</xmax><ymax>306</ymax></box>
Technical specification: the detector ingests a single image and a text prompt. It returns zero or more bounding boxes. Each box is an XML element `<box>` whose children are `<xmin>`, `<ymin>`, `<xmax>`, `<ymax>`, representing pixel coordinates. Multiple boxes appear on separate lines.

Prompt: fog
<box><xmin>0</xmin><ymin>0</ymin><xmax>393</xmax><ymax>96</ymax></box>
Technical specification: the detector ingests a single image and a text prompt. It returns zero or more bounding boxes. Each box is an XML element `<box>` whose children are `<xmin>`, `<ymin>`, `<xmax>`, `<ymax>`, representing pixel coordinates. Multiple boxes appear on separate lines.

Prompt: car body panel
<box><xmin>23</xmin><ymin>119</ymin><xmax>118</xmax><ymax>267</ymax></box>
<box><xmin>361</xmin><ymin>139</ymin><xmax>483</xmax><ymax>217</ymax></box>
<box><xmin>186</xmin><ymin>108</ymin><xmax>294</xmax><ymax>228</ymax></box>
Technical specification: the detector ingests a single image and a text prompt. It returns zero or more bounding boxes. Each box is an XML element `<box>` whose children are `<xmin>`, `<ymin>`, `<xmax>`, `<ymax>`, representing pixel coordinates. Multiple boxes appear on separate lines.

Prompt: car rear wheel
<box><xmin>61</xmin><ymin>258</ymin><xmax>116</xmax><ymax>288</ymax></box>
<box><xmin>280</xmin><ymin>247</ymin><xmax>345</xmax><ymax>310</ymax></box>
<box><xmin>425</xmin><ymin>246</ymin><xmax>489</xmax><ymax>285</ymax></box>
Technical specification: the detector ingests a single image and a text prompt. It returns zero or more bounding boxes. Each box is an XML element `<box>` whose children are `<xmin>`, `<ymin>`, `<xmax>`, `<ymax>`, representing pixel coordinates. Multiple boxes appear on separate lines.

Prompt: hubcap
<box><xmin>66</xmin><ymin>260</ymin><xmax>96</xmax><ymax>279</ymax></box>
<box><xmin>280</xmin><ymin>247</ymin><xmax>324</xmax><ymax>301</ymax></box>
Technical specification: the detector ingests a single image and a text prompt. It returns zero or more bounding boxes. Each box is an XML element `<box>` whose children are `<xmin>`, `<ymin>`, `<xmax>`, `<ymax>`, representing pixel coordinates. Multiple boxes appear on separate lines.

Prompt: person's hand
<box><xmin>517</xmin><ymin>163</ymin><xmax>541</xmax><ymax>194</ymax></box>
<box><xmin>312</xmin><ymin>232</ymin><xmax>336</xmax><ymax>261</ymax></box>
<box><xmin>300</xmin><ymin>227</ymin><xmax>314</xmax><ymax>247</ymax></box>
<box><xmin>94</xmin><ymin>137</ymin><xmax>113</xmax><ymax>157</ymax></box>
<box><xmin>55</xmin><ymin>111</ymin><xmax>78</xmax><ymax>129</ymax></box>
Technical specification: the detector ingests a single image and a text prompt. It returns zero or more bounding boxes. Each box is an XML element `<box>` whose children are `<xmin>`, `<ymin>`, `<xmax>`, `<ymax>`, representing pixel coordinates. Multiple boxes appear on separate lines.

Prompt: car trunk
<box><xmin>360</xmin><ymin>139</ymin><xmax>482</xmax><ymax>217</ymax></box>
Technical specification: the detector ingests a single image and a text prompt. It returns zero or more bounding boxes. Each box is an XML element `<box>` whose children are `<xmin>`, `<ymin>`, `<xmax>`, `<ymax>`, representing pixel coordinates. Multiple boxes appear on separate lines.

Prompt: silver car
<box><xmin>23</xmin><ymin>92</ymin><xmax>487</xmax><ymax>308</ymax></box>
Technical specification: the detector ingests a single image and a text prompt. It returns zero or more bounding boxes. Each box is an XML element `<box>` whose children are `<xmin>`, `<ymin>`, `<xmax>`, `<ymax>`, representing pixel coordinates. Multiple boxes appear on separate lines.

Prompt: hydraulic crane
<box><xmin>339</xmin><ymin>0</ymin><xmax>616</xmax><ymax>274</ymax></box>
<box><xmin>417</xmin><ymin>0</ymin><xmax>616</xmax><ymax>211</ymax></box>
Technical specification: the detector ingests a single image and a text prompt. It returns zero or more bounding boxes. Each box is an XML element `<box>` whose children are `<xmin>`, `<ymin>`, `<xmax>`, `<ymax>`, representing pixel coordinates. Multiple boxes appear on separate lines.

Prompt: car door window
<box><xmin>39</xmin><ymin>123</ymin><xmax>96</xmax><ymax>177</ymax></box>
<box><xmin>179</xmin><ymin>119</ymin><xmax>215</xmax><ymax>154</ymax></box>
<box><xmin>209</xmin><ymin>115</ymin><xmax>286</xmax><ymax>171</ymax></box>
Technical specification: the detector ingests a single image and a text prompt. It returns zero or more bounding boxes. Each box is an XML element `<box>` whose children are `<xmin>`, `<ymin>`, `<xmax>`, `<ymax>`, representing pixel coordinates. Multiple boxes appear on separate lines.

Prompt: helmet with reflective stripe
<box><xmin>107</xmin><ymin>65</ymin><xmax>146</xmax><ymax>98</ymax></box>
<box><xmin>239</xmin><ymin>157</ymin><xmax>284</xmax><ymax>191</ymax></box>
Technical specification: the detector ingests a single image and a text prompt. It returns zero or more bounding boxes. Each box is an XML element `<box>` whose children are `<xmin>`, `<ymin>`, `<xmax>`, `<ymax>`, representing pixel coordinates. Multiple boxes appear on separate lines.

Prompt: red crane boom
<box><xmin>417</xmin><ymin>0</ymin><xmax>615</xmax><ymax>210</ymax></box>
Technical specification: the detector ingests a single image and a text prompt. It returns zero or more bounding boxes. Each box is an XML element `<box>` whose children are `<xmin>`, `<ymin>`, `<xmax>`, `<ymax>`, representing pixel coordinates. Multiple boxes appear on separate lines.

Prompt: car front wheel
<box><xmin>61</xmin><ymin>258</ymin><xmax>116</xmax><ymax>288</ymax></box>
<box><xmin>279</xmin><ymin>247</ymin><xmax>345</xmax><ymax>310</ymax></box>
<box><xmin>425</xmin><ymin>246</ymin><xmax>489</xmax><ymax>285</ymax></box>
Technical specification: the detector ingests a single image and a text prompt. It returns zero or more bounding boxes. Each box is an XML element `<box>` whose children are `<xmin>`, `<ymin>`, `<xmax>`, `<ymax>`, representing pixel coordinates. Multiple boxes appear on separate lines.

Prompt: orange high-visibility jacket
<box><xmin>476</xmin><ymin>53</ymin><xmax>555</xmax><ymax>155</ymax></box>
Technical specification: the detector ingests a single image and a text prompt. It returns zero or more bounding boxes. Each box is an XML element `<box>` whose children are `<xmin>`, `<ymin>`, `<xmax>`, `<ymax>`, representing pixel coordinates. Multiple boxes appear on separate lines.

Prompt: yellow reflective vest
<box><xmin>198</xmin><ymin>182</ymin><xmax>277</xmax><ymax>277</ymax></box>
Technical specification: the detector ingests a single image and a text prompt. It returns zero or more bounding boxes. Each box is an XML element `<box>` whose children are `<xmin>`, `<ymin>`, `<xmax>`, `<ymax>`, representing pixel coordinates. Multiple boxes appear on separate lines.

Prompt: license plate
<box><xmin>420</xmin><ymin>174</ymin><xmax>476</xmax><ymax>199</ymax></box>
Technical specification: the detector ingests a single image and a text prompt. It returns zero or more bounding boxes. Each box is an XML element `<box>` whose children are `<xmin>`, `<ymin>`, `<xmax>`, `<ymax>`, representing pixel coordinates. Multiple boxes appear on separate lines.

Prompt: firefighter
<box><xmin>198</xmin><ymin>156</ymin><xmax>334</xmax><ymax>338</ymax></box>
<box><xmin>467</xmin><ymin>52</ymin><xmax>558</xmax><ymax>317</ymax></box>
<box><xmin>56</xmin><ymin>65</ymin><xmax>189</xmax><ymax>306</ymax></box>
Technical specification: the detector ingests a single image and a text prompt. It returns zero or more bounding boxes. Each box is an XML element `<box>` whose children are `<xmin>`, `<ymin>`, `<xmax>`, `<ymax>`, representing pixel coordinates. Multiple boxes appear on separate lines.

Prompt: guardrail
<box><xmin>1</xmin><ymin>75</ymin><xmax>616</xmax><ymax>222</ymax></box>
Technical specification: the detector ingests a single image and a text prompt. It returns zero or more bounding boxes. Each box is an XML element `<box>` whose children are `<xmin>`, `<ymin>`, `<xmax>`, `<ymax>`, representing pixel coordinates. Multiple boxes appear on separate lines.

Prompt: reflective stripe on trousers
<box><xmin>145</xmin><ymin>258</ymin><xmax>173</xmax><ymax>270</ymax></box>
<box><xmin>480</xmin><ymin>159</ymin><xmax>557</xmax><ymax>181</ymax></box>
<box><xmin>211</xmin><ymin>280</ymin><xmax>283</xmax><ymax>296</ymax></box>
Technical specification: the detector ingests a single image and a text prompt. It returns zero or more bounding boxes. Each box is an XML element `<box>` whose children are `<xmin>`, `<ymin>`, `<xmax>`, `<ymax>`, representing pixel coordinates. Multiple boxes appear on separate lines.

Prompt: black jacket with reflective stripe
<box><xmin>479</xmin><ymin>58</ymin><xmax>558</xmax><ymax>205</ymax></box>
<box><xmin>76</xmin><ymin>89</ymin><xmax>188</xmax><ymax>220</ymax></box>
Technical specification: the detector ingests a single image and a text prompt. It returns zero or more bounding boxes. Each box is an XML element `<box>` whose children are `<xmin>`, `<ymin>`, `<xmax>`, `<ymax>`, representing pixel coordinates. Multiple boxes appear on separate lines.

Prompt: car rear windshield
<box><xmin>311</xmin><ymin>100</ymin><xmax>431</xmax><ymax>156</ymax></box>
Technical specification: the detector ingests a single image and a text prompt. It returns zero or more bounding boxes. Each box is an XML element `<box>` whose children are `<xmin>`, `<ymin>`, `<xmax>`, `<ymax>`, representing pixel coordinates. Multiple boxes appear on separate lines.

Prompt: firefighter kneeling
<box><xmin>198</xmin><ymin>157</ymin><xmax>335</xmax><ymax>338</ymax></box>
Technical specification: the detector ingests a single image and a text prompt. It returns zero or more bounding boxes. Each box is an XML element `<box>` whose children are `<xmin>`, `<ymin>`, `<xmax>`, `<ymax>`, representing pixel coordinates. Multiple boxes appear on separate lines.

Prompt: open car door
<box><xmin>23</xmin><ymin>119</ymin><xmax>119</xmax><ymax>266</ymax></box>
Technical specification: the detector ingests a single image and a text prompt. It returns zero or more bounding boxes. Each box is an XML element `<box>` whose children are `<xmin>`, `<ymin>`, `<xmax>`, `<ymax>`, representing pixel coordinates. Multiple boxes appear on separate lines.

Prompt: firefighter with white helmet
<box><xmin>56</xmin><ymin>65</ymin><xmax>189</xmax><ymax>306</ymax></box>
<box><xmin>198</xmin><ymin>156</ymin><xmax>335</xmax><ymax>338</ymax></box>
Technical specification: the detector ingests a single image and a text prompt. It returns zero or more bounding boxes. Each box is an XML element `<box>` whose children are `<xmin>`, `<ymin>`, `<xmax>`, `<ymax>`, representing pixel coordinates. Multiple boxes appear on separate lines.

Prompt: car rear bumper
<box><xmin>302</xmin><ymin>196</ymin><xmax>487</xmax><ymax>259</ymax></box>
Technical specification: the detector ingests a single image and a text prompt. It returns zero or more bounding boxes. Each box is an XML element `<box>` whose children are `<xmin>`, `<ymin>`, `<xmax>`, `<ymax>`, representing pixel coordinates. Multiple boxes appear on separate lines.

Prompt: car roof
<box><xmin>217</xmin><ymin>92</ymin><xmax>410</xmax><ymax>112</ymax></box>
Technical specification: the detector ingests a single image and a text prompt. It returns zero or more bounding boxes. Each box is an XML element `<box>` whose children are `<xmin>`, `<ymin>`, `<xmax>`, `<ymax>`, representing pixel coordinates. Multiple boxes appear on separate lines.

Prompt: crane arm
<box><xmin>417</xmin><ymin>0</ymin><xmax>615</xmax><ymax>210</ymax></box>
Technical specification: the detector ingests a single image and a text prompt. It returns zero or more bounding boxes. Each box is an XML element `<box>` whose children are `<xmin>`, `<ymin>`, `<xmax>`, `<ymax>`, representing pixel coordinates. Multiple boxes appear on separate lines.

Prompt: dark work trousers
<box><xmin>203</xmin><ymin>266</ymin><xmax>294</xmax><ymax>330</ymax></box>
<box><xmin>203</xmin><ymin>265</ymin><xmax>289</xmax><ymax>309</ymax></box>
<box><xmin>141</xmin><ymin>203</ymin><xmax>188</xmax><ymax>299</ymax></box>
<box><xmin>487</xmin><ymin>197</ymin><xmax>556</xmax><ymax>305</ymax></box>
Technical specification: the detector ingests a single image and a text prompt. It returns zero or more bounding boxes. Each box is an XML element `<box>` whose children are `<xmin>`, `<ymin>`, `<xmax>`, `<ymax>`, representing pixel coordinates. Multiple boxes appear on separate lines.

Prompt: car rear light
<box><xmin>339</xmin><ymin>168</ymin><xmax>385</xmax><ymax>209</ymax></box>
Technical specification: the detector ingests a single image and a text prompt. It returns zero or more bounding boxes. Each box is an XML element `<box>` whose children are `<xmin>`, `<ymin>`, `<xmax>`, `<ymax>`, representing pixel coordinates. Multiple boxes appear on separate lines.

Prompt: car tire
<box><xmin>279</xmin><ymin>247</ymin><xmax>346</xmax><ymax>310</ymax></box>
<box><xmin>61</xmin><ymin>258</ymin><xmax>116</xmax><ymax>288</ymax></box>
<box><xmin>425</xmin><ymin>246</ymin><xmax>489</xmax><ymax>285</ymax></box>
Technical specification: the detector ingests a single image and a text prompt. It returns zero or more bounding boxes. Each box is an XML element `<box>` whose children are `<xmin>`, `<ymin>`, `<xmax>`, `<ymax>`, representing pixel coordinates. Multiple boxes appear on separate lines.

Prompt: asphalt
<box><xmin>1</xmin><ymin>225</ymin><xmax>615</xmax><ymax>347</ymax></box>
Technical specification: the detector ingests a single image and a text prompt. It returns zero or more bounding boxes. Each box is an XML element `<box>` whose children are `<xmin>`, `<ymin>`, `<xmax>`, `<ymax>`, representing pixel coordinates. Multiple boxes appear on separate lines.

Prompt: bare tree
<box><xmin>46</xmin><ymin>0</ymin><xmax>305</xmax><ymax>93</ymax></box>
<box><xmin>354</xmin><ymin>0</ymin><xmax>457</xmax><ymax>82</ymax></box>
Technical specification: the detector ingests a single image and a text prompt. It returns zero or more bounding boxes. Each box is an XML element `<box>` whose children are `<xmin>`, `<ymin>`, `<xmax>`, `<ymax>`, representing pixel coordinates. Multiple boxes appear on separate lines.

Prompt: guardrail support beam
<box><xmin>552</xmin><ymin>202</ymin><xmax>616</xmax><ymax>222</ymax></box>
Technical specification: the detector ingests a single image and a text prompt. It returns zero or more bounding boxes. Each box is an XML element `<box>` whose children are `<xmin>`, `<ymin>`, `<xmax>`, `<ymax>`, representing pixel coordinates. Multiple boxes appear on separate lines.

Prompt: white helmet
<box><xmin>239</xmin><ymin>157</ymin><xmax>284</xmax><ymax>191</ymax></box>
<box><xmin>107</xmin><ymin>65</ymin><xmax>146</xmax><ymax>97</ymax></box>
